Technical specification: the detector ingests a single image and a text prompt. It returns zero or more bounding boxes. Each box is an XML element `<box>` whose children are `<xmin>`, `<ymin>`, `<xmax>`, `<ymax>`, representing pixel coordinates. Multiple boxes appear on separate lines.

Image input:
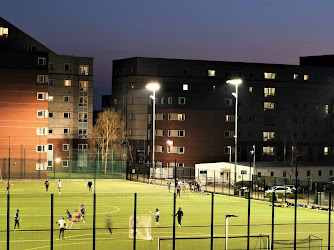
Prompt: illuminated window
<box><xmin>178</xmin><ymin>114</ymin><xmax>186</xmax><ymax>121</ymax></box>
<box><xmin>161</xmin><ymin>97</ymin><xmax>165</xmax><ymax>104</ymax></box>
<box><xmin>38</xmin><ymin>57</ymin><xmax>46</xmax><ymax>65</ymax></box>
<box><xmin>225</xmin><ymin>115</ymin><xmax>235</xmax><ymax>122</ymax></box>
<box><xmin>64</xmin><ymin>63</ymin><xmax>72</xmax><ymax>70</ymax></box>
<box><xmin>79</xmin><ymin>81</ymin><xmax>88</xmax><ymax>91</ymax></box>
<box><xmin>79</xmin><ymin>96</ymin><xmax>88</xmax><ymax>106</ymax></box>
<box><xmin>264</xmin><ymin>102</ymin><xmax>275</xmax><ymax>111</ymax></box>
<box><xmin>263</xmin><ymin>146</ymin><xmax>274</xmax><ymax>156</ymax></box>
<box><xmin>208</xmin><ymin>70</ymin><xmax>215</xmax><ymax>77</ymax></box>
<box><xmin>183</xmin><ymin>84</ymin><xmax>189</xmax><ymax>91</ymax></box>
<box><xmin>249</xmin><ymin>87</ymin><xmax>253</xmax><ymax>93</ymax></box>
<box><xmin>325</xmin><ymin>104</ymin><xmax>329</xmax><ymax>114</ymax></box>
<box><xmin>263</xmin><ymin>132</ymin><xmax>275</xmax><ymax>141</ymax></box>
<box><xmin>79</xmin><ymin>65</ymin><xmax>89</xmax><ymax>75</ymax></box>
<box><xmin>293</xmin><ymin>74</ymin><xmax>298</xmax><ymax>80</ymax></box>
<box><xmin>324</xmin><ymin>147</ymin><xmax>330</xmax><ymax>156</ymax></box>
<box><xmin>304</xmin><ymin>75</ymin><xmax>309</xmax><ymax>81</ymax></box>
<box><xmin>64</xmin><ymin>80</ymin><xmax>71</xmax><ymax>86</ymax></box>
<box><xmin>264</xmin><ymin>87</ymin><xmax>275</xmax><ymax>97</ymax></box>
<box><xmin>0</xmin><ymin>27</ymin><xmax>9</xmax><ymax>37</ymax></box>
<box><xmin>264</xmin><ymin>73</ymin><xmax>276</xmax><ymax>79</ymax></box>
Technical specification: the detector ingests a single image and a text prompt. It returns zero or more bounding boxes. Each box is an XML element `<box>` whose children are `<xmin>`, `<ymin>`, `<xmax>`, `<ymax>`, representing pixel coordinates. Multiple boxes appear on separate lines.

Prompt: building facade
<box><xmin>0</xmin><ymin>17</ymin><xmax>93</xmax><ymax>178</ymax></box>
<box><xmin>111</xmin><ymin>57</ymin><xmax>334</xmax><ymax>168</ymax></box>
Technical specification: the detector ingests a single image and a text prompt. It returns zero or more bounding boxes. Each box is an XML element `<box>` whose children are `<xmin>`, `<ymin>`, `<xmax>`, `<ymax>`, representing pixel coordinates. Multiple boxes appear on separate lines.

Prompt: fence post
<box><xmin>173</xmin><ymin>192</ymin><xmax>176</xmax><ymax>250</ymax></box>
<box><xmin>211</xmin><ymin>193</ymin><xmax>214</xmax><ymax>250</ymax></box>
<box><xmin>24</xmin><ymin>149</ymin><xmax>26</xmax><ymax>179</ymax></box>
<box><xmin>93</xmin><ymin>192</ymin><xmax>96</xmax><ymax>250</ymax></box>
<box><xmin>214</xmin><ymin>171</ymin><xmax>216</xmax><ymax>193</ymax></box>
<box><xmin>329</xmin><ymin>192</ymin><xmax>331</xmax><ymax>250</ymax></box>
<box><xmin>229</xmin><ymin>176</ymin><xmax>231</xmax><ymax>195</ymax></box>
<box><xmin>247</xmin><ymin>184</ymin><xmax>251</xmax><ymax>250</ymax></box>
<box><xmin>133</xmin><ymin>193</ymin><xmax>137</xmax><ymax>250</ymax></box>
<box><xmin>271</xmin><ymin>191</ymin><xmax>275</xmax><ymax>250</ymax></box>
<box><xmin>206</xmin><ymin>172</ymin><xmax>208</xmax><ymax>192</ymax></box>
<box><xmin>54</xmin><ymin>149</ymin><xmax>56</xmax><ymax>179</ymax></box>
<box><xmin>7</xmin><ymin>193</ymin><xmax>10</xmax><ymax>250</ymax></box>
<box><xmin>51</xmin><ymin>194</ymin><xmax>54</xmax><ymax>250</ymax></box>
<box><xmin>263</xmin><ymin>180</ymin><xmax>266</xmax><ymax>200</ymax></box>
<box><xmin>68</xmin><ymin>149</ymin><xmax>71</xmax><ymax>179</ymax></box>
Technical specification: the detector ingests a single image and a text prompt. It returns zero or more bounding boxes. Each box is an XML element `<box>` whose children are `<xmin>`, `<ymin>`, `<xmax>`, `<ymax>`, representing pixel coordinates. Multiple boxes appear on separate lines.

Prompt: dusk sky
<box><xmin>3</xmin><ymin>1</ymin><xmax>334</xmax><ymax>110</ymax></box>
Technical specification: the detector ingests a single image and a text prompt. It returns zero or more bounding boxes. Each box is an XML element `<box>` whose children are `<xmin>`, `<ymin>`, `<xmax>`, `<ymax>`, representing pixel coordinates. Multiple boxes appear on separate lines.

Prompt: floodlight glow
<box><xmin>226</xmin><ymin>79</ymin><xmax>242</xmax><ymax>85</ymax></box>
<box><xmin>56</xmin><ymin>158</ymin><xmax>61</xmax><ymax>163</ymax></box>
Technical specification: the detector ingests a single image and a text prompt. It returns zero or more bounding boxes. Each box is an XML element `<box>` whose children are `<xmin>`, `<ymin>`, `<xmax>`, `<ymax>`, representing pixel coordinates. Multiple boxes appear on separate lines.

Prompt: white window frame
<box><xmin>178</xmin><ymin>130</ymin><xmax>185</xmax><ymax>137</ymax></box>
<box><xmin>37</xmin><ymin>110</ymin><xmax>48</xmax><ymax>118</ymax></box>
<box><xmin>178</xmin><ymin>97</ymin><xmax>186</xmax><ymax>105</ymax></box>
<box><xmin>168</xmin><ymin>97</ymin><xmax>173</xmax><ymax>104</ymax></box>
<box><xmin>79</xmin><ymin>81</ymin><xmax>88</xmax><ymax>91</ymax></box>
<box><xmin>178</xmin><ymin>147</ymin><xmax>185</xmax><ymax>154</ymax></box>
<box><xmin>64</xmin><ymin>63</ymin><xmax>72</xmax><ymax>71</ymax></box>
<box><xmin>63</xmin><ymin>144</ymin><xmax>70</xmax><ymax>151</ymax></box>
<box><xmin>36</xmin><ymin>127</ymin><xmax>47</xmax><ymax>135</ymax></box>
<box><xmin>161</xmin><ymin>97</ymin><xmax>165</xmax><ymax>104</ymax></box>
<box><xmin>63</xmin><ymin>96</ymin><xmax>70</xmax><ymax>102</ymax></box>
<box><xmin>225</xmin><ymin>115</ymin><xmax>234</xmax><ymax>122</ymax></box>
<box><xmin>79</xmin><ymin>65</ymin><xmax>89</xmax><ymax>75</ymax></box>
<box><xmin>63</xmin><ymin>112</ymin><xmax>71</xmax><ymax>118</ymax></box>
<box><xmin>178</xmin><ymin>114</ymin><xmax>186</xmax><ymax>121</ymax></box>
<box><xmin>62</xmin><ymin>160</ymin><xmax>69</xmax><ymax>167</ymax></box>
<box><xmin>64</xmin><ymin>128</ymin><xmax>70</xmax><ymax>134</ymax></box>
<box><xmin>78</xmin><ymin>144</ymin><xmax>88</xmax><ymax>151</ymax></box>
<box><xmin>37</xmin><ymin>92</ymin><xmax>46</xmax><ymax>100</ymax></box>
<box><xmin>38</xmin><ymin>57</ymin><xmax>46</xmax><ymax>65</ymax></box>
<box><xmin>37</xmin><ymin>75</ymin><xmax>46</xmax><ymax>83</ymax></box>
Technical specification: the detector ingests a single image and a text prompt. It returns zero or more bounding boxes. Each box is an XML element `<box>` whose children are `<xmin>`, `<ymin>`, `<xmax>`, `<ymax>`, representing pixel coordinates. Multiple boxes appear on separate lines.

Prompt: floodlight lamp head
<box><xmin>226</xmin><ymin>214</ymin><xmax>238</xmax><ymax>218</ymax></box>
<box><xmin>149</xmin><ymin>95</ymin><xmax>154</xmax><ymax>100</ymax></box>
<box><xmin>146</xmin><ymin>83</ymin><xmax>160</xmax><ymax>92</ymax></box>
<box><xmin>232</xmin><ymin>93</ymin><xmax>237</xmax><ymax>99</ymax></box>
<box><xmin>226</xmin><ymin>79</ymin><xmax>242</xmax><ymax>85</ymax></box>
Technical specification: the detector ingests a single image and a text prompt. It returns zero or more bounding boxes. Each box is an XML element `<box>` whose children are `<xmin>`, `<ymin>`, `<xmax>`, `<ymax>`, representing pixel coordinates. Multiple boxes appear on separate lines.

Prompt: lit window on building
<box><xmin>264</xmin><ymin>87</ymin><xmax>275</xmax><ymax>97</ymax></box>
<box><xmin>0</xmin><ymin>27</ymin><xmax>9</xmax><ymax>37</ymax></box>
<box><xmin>263</xmin><ymin>146</ymin><xmax>274</xmax><ymax>156</ymax></box>
<box><xmin>325</xmin><ymin>104</ymin><xmax>329</xmax><ymax>114</ymax></box>
<box><xmin>64</xmin><ymin>80</ymin><xmax>72</xmax><ymax>86</ymax></box>
<box><xmin>183</xmin><ymin>84</ymin><xmax>189</xmax><ymax>91</ymax></box>
<box><xmin>264</xmin><ymin>73</ymin><xmax>276</xmax><ymax>79</ymax></box>
<box><xmin>324</xmin><ymin>147</ymin><xmax>330</xmax><ymax>156</ymax></box>
<box><xmin>79</xmin><ymin>81</ymin><xmax>88</xmax><ymax>91</ymax></box>
<box><xmin>263</xmin><ymin>132</ymin><xmax>275</xmax><ymax>141</ymax></box>
<box><xmin>80</xmin><ymin>65</ymin><xmax>89</xmax><ymax>75</ymax></box>
<box><xmin>225</xmin><ymin>115</ymin><xmax>234</xmax><ymax>122</ymax></box>
<box><xmin>249</xmin><ymin>87</ymin><xmax>253</xmax><ymax>93</ymax></box>
<box><xmin>304</xmin><ymin>75</ymin><xmax>309</xmax><ymax>81</ymax></box>
<box><xmin>178</xmin><ymin>114</ymin><xmax>186</xmax><ymax>121</ymax></box>
<box><xmin>208</xmin><ymin>70</ymin><xmax>215</xmax><ymax>77</ymax></box>
<box><xmin>293</xmin><ymin>74</ymin><xmax>298</xmax><ymax>80</ymax></box>
<box><xmin>264</xmin><ymin>102</ymin><xmax>275</xmax><ymax>111</ymax></box>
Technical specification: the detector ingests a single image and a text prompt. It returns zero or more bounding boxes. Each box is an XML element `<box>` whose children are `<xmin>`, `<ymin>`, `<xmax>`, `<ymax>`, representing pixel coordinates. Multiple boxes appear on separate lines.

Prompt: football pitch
<box><xmin>0</xmin><ymin>180</ymin><xmax>331</xmax><ymax>249</ymax></box>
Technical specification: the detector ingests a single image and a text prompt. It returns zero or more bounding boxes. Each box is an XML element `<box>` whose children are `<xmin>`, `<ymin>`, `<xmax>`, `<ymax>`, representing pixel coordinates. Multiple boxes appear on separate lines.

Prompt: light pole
<box><xmin>146</xmin><ymin>83</ymin><xmax>160</xmax><ymax>176</ymax></box>
<box><xmin>225</xmin><ymin>214</ymin><xmax>238</xmax><ymax>250</ymax></box>
<box><xmin>226</xmin><ymin>79</ymin><xmax>242</xmax><ymax>195</ymax></box>
<box><xmin>227</xmin><ymin>146</ymin><xmax>232</xmax><ymax>163</ymax></box>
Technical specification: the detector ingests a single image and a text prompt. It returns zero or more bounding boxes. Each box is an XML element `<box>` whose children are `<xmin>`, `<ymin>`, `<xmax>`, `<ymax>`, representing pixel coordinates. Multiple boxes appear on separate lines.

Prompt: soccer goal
<box><xmin>158</xmin><ymin>235</ymin><xmax>270</xmax><ymax>250</ymax></box>
<box><xmin>129</xmin><ymin>214</ymin><xmax>152</xmax><ymax>240</ymax></box>
<box><xmin>272</xmin><ymin>235</ymin><xmax>322</xmax><ymax>249</ymax></box>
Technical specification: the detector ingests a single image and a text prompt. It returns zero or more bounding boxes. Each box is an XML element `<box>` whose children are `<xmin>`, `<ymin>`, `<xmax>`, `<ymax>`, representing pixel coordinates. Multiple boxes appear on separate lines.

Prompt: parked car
<box><xmin>284</xmin><ymin>185</ymin><xmax>296</xmax><ymax>193</ymax></box>
<box><xmin>265</xmin><ymin>186</ymin><xmax>292</xmax><ymax>195</ymax></box>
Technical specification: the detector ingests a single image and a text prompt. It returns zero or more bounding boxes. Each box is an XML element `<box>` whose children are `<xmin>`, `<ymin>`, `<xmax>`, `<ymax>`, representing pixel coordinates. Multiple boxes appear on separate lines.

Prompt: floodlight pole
<box><xmin>225</xmin><ymin>214</ymin><xmax>238</xmax><ymax>250</ymax></box>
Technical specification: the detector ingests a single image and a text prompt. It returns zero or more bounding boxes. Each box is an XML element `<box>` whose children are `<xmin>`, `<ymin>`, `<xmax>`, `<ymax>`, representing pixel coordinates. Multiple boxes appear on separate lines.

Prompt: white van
<box><xmin>265</xmin><ymin>186</ymin><xmax>292</xmax><ymax>195</ymax></box>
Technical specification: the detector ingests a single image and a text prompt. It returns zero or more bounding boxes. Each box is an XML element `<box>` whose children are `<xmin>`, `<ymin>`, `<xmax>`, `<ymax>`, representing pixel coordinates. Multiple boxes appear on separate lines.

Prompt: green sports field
<box><xmin>0</xmin><ymin>180</ymin><xmax>331</xmax><ymax>249</ymax></box>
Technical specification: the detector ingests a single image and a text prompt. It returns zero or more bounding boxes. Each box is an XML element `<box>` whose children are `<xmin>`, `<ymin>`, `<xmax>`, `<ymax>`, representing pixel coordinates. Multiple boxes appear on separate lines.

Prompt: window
<box><xmin>48</xmin><ymin>79</ymin><xmax>54</xmax><ymax>86</ymax></box>
<box><xmin>79</xmin><ymin>113</ymin><xmax>88</xmax><ymax>122</ymax></box>
<box><xmin>36</xmin><ymin>145</ymin><xmax>45</xmax><ymax>152</ymax></box>
<box><xmin>37</xmin><ymin>92</ymin><xmax>47</xmax><ymax>100</ymax></box>
<box><xmin>264</xmin><ymin>87</ymin><xmax>275</xmax><ymax>97</ymax></box>
<box><xmin>264</xmin><ymin>117</ymin><xmax>275</xmax><ymax>126</ymax></box>
<box><xmin>324</xmin><ymin>147</ymin><xmax>330</xmax><ymax>156</ymax></box>
<box><xmin>64</xmin><ymin>96</ymin><xmax>70</xmax><ymax>102</ymax></box>
<box><xmin>318</xmin><ymin>170</ymin><xmax>322</xmax><ymax>176</ymax></box>
<box><xmin>78</xmin><ymin>144</ymin><xmax>88</xmax><ymax>150</ymax></box>
<box><xmin>48</xmin><ymin>112</ymin><xmax>53</xmax><ymax>118</ymax></box>
<box><xmin>48</xmin><ymin>96</ymin><xmax>54</xmax><ymax>101</ymax></box>
<box><xmin>63</xmin><ymin>144</ymin><xmax>70</xmax><ymax>151</ymax></box>
<box><xmin>224</xmin><ymin>131</ymin><xmax>234</xmax><ymax>138</ymax></box>
<box><xmin>184</xmin><ymin>69</ymin><xmax>191</xmax><ymax>76</ymax></box>
<box><xmin>37</xmin><ymin>110</ymin><xmax>48</xmax><ymax>118</ymax></box>
<box><xmin>263</xmin><ymin>132</ymin><xmax>275</xmax><ymax>141</ymax></box>
<box><xmin>80</xmin><ymin>65</ymin><xmax>89</xmax><ymax>75</ymax></box>
<box><xmin>293</xmin><ymin>74</ymin><xmax>298</xmax><ymax>80</ymax></box>
<box><xmin>156</xmin><ymin>114</ymin><xmax>164</xmax><ymax>120</ymax></box>
<box><xmin>307</xmin><ymin>171</ymin><xmax>310</xmax><ymax>177</ymax></box>
<box><xmin>237</xmin><ymin>72</ymin><xmax>243</xmax><ymax>77</ymax></box>
<box><xmin>48</xmin><ymin>144</ymin><xmax>53</xmax><ymax>151</ymax></box>
<box><xmin>178</xmin><ymin>97</ymin><xmax>186</xmax><ymax>104</ymax></box>
<box><xmin>64</xmin><ymin>80</ymin><xmax>71</xmax><ymax>86</ymax></box>
<box><xmin>224</xmin><ymin>147</ymin><xmax>231</xmax><ymax>154</ymax></box>
<box><xmin>264</xmin><ymin>73</ymin><xmax>276</xmax><ymax>79</ymax></box>
<box><xmin>330</xmin><ymin>170</ymin><xmax>333</xmax><ymax>176</ymax></box>
<box><xmin>304</xmin><ymin>75</ymin><xmax>309</xmax><ymax>81</ymax></box>
<box><xmin>264</xmin><ymin>102</ymin><xmax>275</xmax><ymax>111</ymax></box>
<box><xmin>49</xmin><ymin>63</ymin><xmax>55</xmax><ymax>70</ymax></box>
<box><xmin>48</xmin><ymin>129</ymin><xmax>53</xmax><ymax>134</ymax></box>
<box><xmin>79</xmin><ymin>81</ymin><xmax>88</xmax><ymax>91</ymax></box>
<box><xmin>225</xmin><ymin>71</ymin><xmax>230</xmax><ymax>77</ymax></box>
<box><xmin>64</xmin><ymin>63</ymin><xmax>72</xmax><ymax>70</ymax></box>
<box><xmin>63</xmin><ymin>112</ymin><xmax>71</xmax><ymax>118</ymax></box>
<box><xmin>208</xmin><ymin>70</ymin><xmax>215</xmax><ymax>76</ymax></box>
<box><xmin>29</xmin><ymin>45</ymin><xmax>36</xmax><ymax>51</ymax></box>
<box><xmin>38</xmin><ymin>57</ymin><xmax>46</xmax><ymax>65</ymax></box>
<box><xmin>225</xmin><ymin>115</ymin><xmax>235</xmax><ymax>122</ymax></box>
<box><xmin>249</xmin><ymin>87</ymin><xmax>253</xmax><ymax>93</ymax></box>
<box><xmin>183</xmin><ymin>84</ymin><xmax>189</xmax><ymax>91</ymax></box>
<box><xmin>62</xmin><ymin>160</ymin><xmax>69</xmax><ymax>167</ymax></box>
<box><xmin>37</xmin><ymin>75</ymin><xmax>46</xmax><ymax>83</ymax></box>
<box><xmin>263</xmin><ymin>146</ymin><xmax>274</xmax><ymax>156</ymax></box>
<box><xmin>161</xmin><ymin>97</ymin><xmax>165</xmax><ymax>104</ymax></box>
<box><xmin>37</xmin><ymin>127</ymin><xmax>47</xmax><ymax>135</ymax></box>
<box><xmin>79</xmin><ymin>129</ymin><xmax>88</xmax><ymax>138</ymax></box>
<box><xmin>155</xmin><ymin>130</ymin><xmax>164</xmax><ymax>137</ymax></box>
<box><xmin>168</xmin><ymin>97</ymin><xmax>173</xmax><ymax>104</ymax></box>
<box><xmin>178</xmin><ymin>147</ymin><xmax>185</xmax><ymax>154</ymax></box>
<box><xmin>270</xmin><ymin>171</ymin><xmax>274</xmax><ymax>177</ymax></box>
<box><xmin>79</xmin><ymin>96</ymin><xmax>88</xmax><ymax>106</ymax></box>
<box><xmin>64</xmin><ymin>128</ymin><xmax>70</xmax><ymax>134</ymax></box>
<box><xmin>178</xmin><ymin>114</ymin><xmax>186</xmax><ymax>121</ymax></box>
<box><xmin>249</xmin><ymin>72</ymin><xmax>255</xmax><ymax>78</ymax></box>
<box><xmin>283</xmin><ymin>171</ymin><xmax>286</xmax><ymax>178</ymax></box>
<box><xmin>325</xmin><ymin>105</ymin><xmax>329</xmax><ymax>114</ymax></box>
<box><xmin>178</xmin><ymin>130</ymin><xmax>185</xmax><ymax>137</ymax></box>
<box><xmin>225</xmin><ymin>99</ymin><xmax>232</xmax><ymax>106</ymax></box>
<box><xmin>209</xmin><ymin>85</ymin><xmax>216</xmax><ymax>91</ymax></box>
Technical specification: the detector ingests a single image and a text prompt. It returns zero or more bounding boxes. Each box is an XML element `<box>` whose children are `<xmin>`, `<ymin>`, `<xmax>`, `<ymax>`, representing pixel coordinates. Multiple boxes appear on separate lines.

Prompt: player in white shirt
<box><xmin>57</xmin><ymin>180</ymin><xmax>61</xmax><ymax>194</ymax></box>
<box><xmin>56</xmin><ymin>216</ymin><xmax>66</xmax><ymax>240</ymax></box>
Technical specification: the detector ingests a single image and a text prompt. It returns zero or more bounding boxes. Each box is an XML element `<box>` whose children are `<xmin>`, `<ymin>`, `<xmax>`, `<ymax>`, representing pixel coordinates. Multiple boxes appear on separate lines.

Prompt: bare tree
<box><xmin>92</xmin><ymin>108</ymin><xmax>126</xmax><ymax>175</ymax></box>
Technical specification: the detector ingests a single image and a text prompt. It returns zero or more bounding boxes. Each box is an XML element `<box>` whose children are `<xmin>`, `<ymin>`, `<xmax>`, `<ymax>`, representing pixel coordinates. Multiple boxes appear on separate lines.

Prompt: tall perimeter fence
<box><xmin>1</xmin><ymin>160</ymin><xmax>334</xmax><ymax>249</ymax></box>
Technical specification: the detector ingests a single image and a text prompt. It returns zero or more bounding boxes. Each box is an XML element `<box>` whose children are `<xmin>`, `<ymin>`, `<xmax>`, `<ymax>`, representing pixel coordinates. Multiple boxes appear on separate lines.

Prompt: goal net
<box><xmin>272</xmin><ymin>235</ymin><xmax>322</xmax><ymax>249</ymax></box>
<box><xmin>129</xmin><ymin>214</ymin><xmax>152</xmax><ymax>240</ymax></box>
<box><xmin>158</xmin><ymin>235</ymin><xmax>269</xmax><ymax>250</ymax></box>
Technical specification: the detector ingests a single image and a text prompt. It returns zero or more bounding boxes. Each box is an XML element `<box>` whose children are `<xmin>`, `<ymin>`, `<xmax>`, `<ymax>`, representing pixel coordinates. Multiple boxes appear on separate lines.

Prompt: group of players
<box><xmin>174</xmin><ymin>178</ymin><xmax>202</xmax><ymax>197</ymax></box>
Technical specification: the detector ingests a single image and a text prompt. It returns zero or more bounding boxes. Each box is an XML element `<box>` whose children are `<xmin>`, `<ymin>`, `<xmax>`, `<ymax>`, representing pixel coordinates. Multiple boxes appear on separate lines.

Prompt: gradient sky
<box><xmin>3</xmin><ymin>1</ymin><xmax>334</xmax><ymax>110</ymax></box>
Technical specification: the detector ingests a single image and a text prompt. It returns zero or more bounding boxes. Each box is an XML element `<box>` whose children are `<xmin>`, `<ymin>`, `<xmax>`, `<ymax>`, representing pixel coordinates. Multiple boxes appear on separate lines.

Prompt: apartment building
<box><xmin>0</xmin><ymin>17</ymin><xmax>93</xmax><ymax>178</ymax></box>
<box><xmin>111</xmin><ymin>57</ymin><xmax>334</xmax><ymax>168</ymax></box>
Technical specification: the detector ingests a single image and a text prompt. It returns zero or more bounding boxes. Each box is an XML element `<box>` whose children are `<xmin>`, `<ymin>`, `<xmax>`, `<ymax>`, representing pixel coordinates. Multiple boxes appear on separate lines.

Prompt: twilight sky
<box><xmin>3</xmin><ymin>1</ymin><xmax>334</xmax><ymax>110</ymax></box>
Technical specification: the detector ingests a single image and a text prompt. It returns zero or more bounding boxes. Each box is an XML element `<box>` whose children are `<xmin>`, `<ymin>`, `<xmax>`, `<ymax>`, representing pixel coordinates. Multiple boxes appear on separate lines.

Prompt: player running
<box><xmin>69</xmin><ymin>210</ymin><xmax>80</xmax><ymax>229</ymax></box>
<box><xmin>79</xmin><ymin>201</ymin><xmax>86</xmax><ymax>223</ymax></box>
<box><xmin>14</xmin><ymin>209</ymin><xmax>20</xmax><ymax>229</ymax></box>
<box><xmin>45</xmin><ymin>178</ymin><xmax>49</xmax><ymax>192</ymax></box>
<box><xmin>175</xmin><ymin>207</ymin><xmax>183</xmax><ymax>227</ymax></box>
<box><xmin>65</xmin><ymin>209</ymin><xmax>72</xmax><ymax>228</ymax></box>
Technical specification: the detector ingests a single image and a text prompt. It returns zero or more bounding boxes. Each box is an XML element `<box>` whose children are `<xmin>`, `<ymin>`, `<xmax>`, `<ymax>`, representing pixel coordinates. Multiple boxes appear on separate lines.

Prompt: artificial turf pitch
<box><xmin>0</xmin><ymin>180</ymin><xmax>331</xmax><ymax>249</ymax></box>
